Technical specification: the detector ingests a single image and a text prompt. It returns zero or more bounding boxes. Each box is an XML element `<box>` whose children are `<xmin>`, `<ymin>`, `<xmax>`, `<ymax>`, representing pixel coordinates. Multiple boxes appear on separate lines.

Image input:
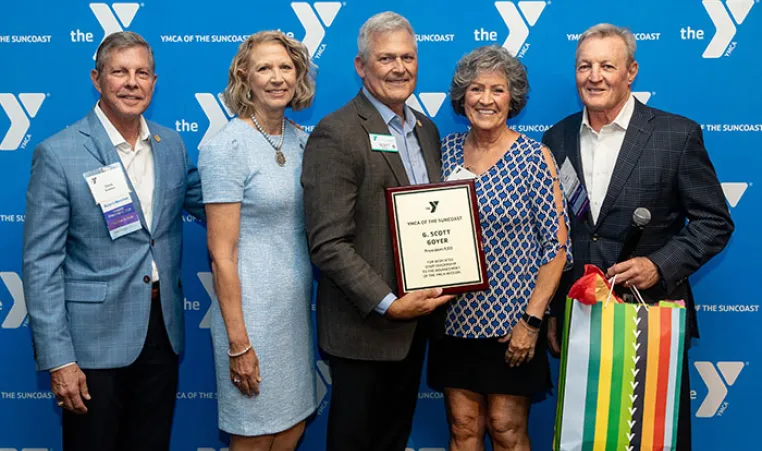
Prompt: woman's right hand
<box><xmin>229</xmin><ymin>346</ymin><xmax>262</xmax><ymax>397</ymax></box>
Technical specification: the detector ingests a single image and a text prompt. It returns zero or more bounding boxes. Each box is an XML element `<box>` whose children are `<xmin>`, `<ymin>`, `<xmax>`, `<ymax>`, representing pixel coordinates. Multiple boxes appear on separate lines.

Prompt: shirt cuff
<box><xmin>49</xmin><ymin>362</ymin><xmax>76</xmax><ymax>372</ymax></box>
<box><xmin>374</xmin><ymin>293</ymin><xmax>397</xmax><ymax>315</ymax></box>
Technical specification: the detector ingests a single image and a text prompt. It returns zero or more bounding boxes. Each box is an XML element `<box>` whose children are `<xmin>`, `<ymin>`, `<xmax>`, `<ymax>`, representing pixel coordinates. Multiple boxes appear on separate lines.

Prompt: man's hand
<box><xmin>547</xmin><ymin>316</ymin><xmax>561</xmax><ymax>357</ymax></box>
<box><xmin>385</xmin><ymin>288</ymin><xmax>454</xmax><ymax>320</ymax></box>
<box><xmin>606</xmin><ymin>257</ymin><xmax>660</xmax><ymax>290</ymax></box>
<box><xmin>51</xmin><ymin>364</ymin><xmax>90</xmax><ymax>414</ymax></box>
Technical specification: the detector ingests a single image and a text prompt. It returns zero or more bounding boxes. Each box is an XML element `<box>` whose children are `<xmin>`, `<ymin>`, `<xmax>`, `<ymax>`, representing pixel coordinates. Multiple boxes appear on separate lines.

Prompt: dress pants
<box><xmin>675</xmin><ymin>346</ymin><xmax>692</xmax><ymax>450</ymax></box>
<box><xmin>62</xmin><ymin>284</ymin><xmax>179</xmax><ymax>451</ymax></box>
<box><xmin>326</xmin><ymin>326</ymin><xmax>427</xmax><ymax>451</ymax></box>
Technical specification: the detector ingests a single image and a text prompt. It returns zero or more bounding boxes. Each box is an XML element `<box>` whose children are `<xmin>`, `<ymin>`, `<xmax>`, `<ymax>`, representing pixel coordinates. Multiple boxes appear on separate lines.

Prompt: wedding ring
<box><xmin>233</xmin><ymin>378</ymin><xmax>241</xmax><ymax>384</ymax></box>
<box><xmin>57</xmin><ymin>400</ymin><xmax>64</xmax><ymax>407</ymax></box>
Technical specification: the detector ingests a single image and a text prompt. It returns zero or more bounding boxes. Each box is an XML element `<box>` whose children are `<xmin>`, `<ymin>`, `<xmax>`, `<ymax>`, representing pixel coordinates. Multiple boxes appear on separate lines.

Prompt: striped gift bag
<box><xmin>554</xmin><ymin>298</ymin><xmax>687</xmax><ymax>451</ymax></box>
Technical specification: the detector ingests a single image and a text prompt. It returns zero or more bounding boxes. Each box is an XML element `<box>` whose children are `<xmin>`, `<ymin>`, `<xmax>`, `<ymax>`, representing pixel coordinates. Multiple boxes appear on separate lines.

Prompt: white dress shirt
<box><xmin>580</xmin><ymin>94</ymin><xmax>635</xmax><ymax>223</ymax></box>
<box><xmin>94</xmin><ymin>104</ymin><xmax>159</xmax><ymax>281</ymax></box>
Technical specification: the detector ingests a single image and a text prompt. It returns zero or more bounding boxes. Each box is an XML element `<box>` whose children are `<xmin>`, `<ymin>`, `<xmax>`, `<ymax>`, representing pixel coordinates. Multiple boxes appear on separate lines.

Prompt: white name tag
<box><xmin>445</xmin><ymin>165</ymin><xmax>478</xmax><ymax>181</ymax></box>
<box><xmin>369</xmin><ymin>133</ymin><xmax>398</xmax><ymax>152</ymax></box>
<box><xmin>84</xmin><ymin>163</ymin><xmax>142</xmax><ymax>239</ymax></box>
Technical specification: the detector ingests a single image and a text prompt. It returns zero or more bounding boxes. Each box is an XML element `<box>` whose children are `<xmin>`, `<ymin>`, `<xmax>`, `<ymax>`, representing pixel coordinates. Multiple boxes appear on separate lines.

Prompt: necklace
<box><xmin>251</xmin><ymin>114</ymin><xmax>287</xmax><ymax>167</ymax></box>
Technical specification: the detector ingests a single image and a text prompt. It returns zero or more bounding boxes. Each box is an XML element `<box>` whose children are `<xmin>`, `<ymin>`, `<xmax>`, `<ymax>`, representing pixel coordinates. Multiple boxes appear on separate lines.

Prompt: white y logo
<box><xmin>632</xmin><ymin>92</ymin><xmax>651</xmax><ymax>105</ymax></box>
<box><xmin>291</xmin><ymin>2</ymin><xmax>342</xmax><ymax>57</ymax></box>
<box><xmin>197</xmin><ymin>271</ymin><xmax>215</xmax><ymax>329</ymax></box>
<box><xmin>316</xmin><ymin>359</ymin><xmax>332</xmax><ymax>411</ymax></box>
<box><xmin>702</xmin><ymin>0</ymin><xmax>754</xmax><ymax>58</ymax></box>
<box><xmin>694</xmin><ymin>361</ymin><xmax>744</xmax><ymax>417</ymax></box>
<box><xmin>195</xmin><ymin>93</ymin><xmax>235</xmax><ymax>149</ymax></box>
<box><xmin>494</xmin><ymin>1</ymin><xmax>547</xmax><ymax>55</ymax></box>
<box><xmin>89</xmin><ymin>3</ymin><xmax>140</xmax><ymax>59</ymax></box>
<box><xmin>406</xmin><ymin>93</ymin><xmax>447</xmax><ymax>118</ymax></box>
<box><xmin>721</xmin><ymin>182</ymin><xmax>749</xmax><ymax>208</ymax></box>
<box><xmin>0</xmin><ymin>272</ymin><xmax>27</xmax><ymax>329</ymax></box>
<box><xmin>0</xmin><ymin>93</ymin><xmax>45</xmax><ymax>151</ymax></box>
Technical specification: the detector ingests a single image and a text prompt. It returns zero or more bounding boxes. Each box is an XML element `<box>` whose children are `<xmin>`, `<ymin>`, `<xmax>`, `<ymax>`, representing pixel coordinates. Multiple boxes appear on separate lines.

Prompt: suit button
<box><xmin>150</xmin><ymin>239</ymin><xmax>155</xmax><ymax>246</ymax></box>
<box><xmin>143</xmin><ymin>275</ymin><xmax>151</xmax><ymax>283</ymax></box>
<box><xmin>592</xmin><ymin>234</ymin><xmax>600</xmax><ymax>242</ymax></box>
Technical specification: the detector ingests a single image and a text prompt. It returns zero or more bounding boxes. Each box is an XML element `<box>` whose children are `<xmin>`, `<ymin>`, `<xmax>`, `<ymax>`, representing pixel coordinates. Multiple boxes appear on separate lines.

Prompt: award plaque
<box><xmin>386</xmin><ymin>179</ymin><xmax>488</xmax><ymax>295</ymax></box>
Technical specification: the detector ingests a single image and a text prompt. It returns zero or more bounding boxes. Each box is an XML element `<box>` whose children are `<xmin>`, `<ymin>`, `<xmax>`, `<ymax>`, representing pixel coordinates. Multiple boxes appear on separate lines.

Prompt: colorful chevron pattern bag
<box><xmin>554</xmin><ymin>266</ymin><xmax>687</xmax><ymax>451</ymax></box>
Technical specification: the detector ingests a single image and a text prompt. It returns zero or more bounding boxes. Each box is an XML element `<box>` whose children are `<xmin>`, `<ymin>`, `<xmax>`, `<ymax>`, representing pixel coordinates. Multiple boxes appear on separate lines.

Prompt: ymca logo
<box><xmin>89</xmin><ymin>3</ymin><xmax>141</xmax><ymax>59</ymax></box>
<box><xmin>494</xmin><ymin>1</ymin><xmax>547</xmax><ymax>56</ymax></box>
<box><xmin>0</xmin><ymin>272</ymin><xmax>27</xmax><ymax>329</ymax></box>
<box><xmin>291</xmin><ymin>2</ymin><xmax>342</xmax><ymax>58</ymax></box>
<box><xmin>195</xmin><ymin>93</ymin><xmax>235</xmax><ymax>149</ymax></box>
<box><xmin>0</xmin><ymin>93</ymin><xmax>45</xmax><ymax>151</ymax></box>
<box><xmin>316</xmin><ymin>359</ymin><xmax>332</xmax><ymax>414</ymax></box>
<box><xmin>694</xmin><ymin>361</ymin><xmax>745</xmax><ymax>417</ymax></box>
<box><xmin>406</xmin><ymin>93</ymin><xmax>447</xmax><ymax>118</ymax></box>
<box><xmin>721</xmin><ymin>182</ymin><xmax>749</xmax><ymax>208</ymax></box>
<box><xmin>428</xmin><ymin>201</ymin><xmax>440</xmax><ymax>214</ymax></box>
<box><xmin>197</xmin><ymin>271</ymin><xmax>215</xmax><ymax>329</ymax></box>
<box><xmin>702</xmin><ymin>0</ymin><xmax>754</xmax><ymax>58</ymax></box>
<box><xmin>632</xmin><ymin>92</ymin><xmax>652</xmax><ymax>105</ymax></box>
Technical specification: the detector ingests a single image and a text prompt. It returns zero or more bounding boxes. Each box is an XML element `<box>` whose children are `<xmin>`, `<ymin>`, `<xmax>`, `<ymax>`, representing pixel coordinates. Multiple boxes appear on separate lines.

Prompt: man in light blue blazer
<box><xmin>22</xmin><ymin>31</ymin><xmax>204</xmax><ymax>451</ymax></box>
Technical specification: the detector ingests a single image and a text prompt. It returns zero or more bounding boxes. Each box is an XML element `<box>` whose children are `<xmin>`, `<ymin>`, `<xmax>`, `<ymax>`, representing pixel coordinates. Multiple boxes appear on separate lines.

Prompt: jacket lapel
<box><xmin>594</xmin><ymin>99</ymin><xmax>654</xmax><ymax>227</ymax></box>
<box><xmin>413</xmin><ymin>112</ymin><xmax>441</xmax><ymax>183</ymax></box>
<box><xmin>80</xmin><ymin>110</ymin><xmax>149</xmax><ymax>231</ymax></box>
<box><xmin>354</xmin><ymin>91</ymin><xmax>410</xmax><ymax>186</ymax></box>
<box><xmin>147</xmin><ymin>123</ymin><xmax>164</xmax><ymax>234</ymax></box>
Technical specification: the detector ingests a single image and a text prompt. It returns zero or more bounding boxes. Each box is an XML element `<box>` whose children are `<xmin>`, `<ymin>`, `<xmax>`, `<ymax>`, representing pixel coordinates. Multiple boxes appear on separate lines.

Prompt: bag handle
<box><xmin>604</xmin><ymin>275</ymin><xmax>617</xmax><ymax>307</ymax></box>
<box><xmin>629</xmin><ymin>284</ymin><xmax>648</xmax><ymax>308</ymax></box>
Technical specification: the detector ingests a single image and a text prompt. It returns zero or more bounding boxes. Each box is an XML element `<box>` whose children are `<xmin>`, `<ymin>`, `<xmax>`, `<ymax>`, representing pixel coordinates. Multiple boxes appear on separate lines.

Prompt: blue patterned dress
<box><xmin>428</xmin><ymin>131</ymin><xmax>572</xmax><ymax>395</ymax></box>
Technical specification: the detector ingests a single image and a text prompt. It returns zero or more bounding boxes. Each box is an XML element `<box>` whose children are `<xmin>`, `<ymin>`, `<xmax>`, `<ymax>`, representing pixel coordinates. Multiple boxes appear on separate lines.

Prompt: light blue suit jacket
<box><xmin>22</xmin><ymin>110</ymin><xmax>204</xmax><ymax>371</ymax></box>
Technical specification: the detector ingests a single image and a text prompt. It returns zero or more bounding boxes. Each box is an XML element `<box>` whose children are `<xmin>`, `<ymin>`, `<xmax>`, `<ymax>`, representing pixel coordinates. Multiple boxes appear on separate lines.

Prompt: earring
<box><xmin>246</xmin><ymin>90</ymin><xmax>252</xmax><ymax>100</ymax></box>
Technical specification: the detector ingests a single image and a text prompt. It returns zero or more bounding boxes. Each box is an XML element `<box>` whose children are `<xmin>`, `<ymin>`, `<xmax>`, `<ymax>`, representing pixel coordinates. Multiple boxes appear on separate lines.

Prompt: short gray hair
<box><xmin>95</xmin><ymin>31</ymin><xmax>155</xmax><ymax>74</ymax></box>
<box><xmin>450</xmin><ymin>45</ymin><xmax>529</xmax><ymax>119</ymax></box>
<box><xmin>576</xmin><ymin>23</ymin><xmax>637</xmax><ymax>65</ymax></box>
<box><xmin>357</xmin><ymin>11</ymin><xmax>416</xmax><ymax>62</ymax></box>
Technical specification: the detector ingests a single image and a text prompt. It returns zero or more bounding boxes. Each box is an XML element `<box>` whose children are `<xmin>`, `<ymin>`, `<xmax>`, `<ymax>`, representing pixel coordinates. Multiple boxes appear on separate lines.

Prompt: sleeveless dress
<box><xmin>428</xmin><ymin>131</ymin><xmax>572</xmax><ymax>396</ymax></box>
<box><xmin>198</xmin><ymin>118</ymin><xmax>317</xmax><ymax>435</ymax></box>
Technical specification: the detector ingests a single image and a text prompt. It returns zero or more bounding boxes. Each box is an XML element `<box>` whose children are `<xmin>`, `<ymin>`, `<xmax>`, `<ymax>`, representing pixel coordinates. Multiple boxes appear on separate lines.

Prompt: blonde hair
<box><xmin>223</xmin><ymin>31</ymin><xmax>315</xmax><ymax>117</ymax></box>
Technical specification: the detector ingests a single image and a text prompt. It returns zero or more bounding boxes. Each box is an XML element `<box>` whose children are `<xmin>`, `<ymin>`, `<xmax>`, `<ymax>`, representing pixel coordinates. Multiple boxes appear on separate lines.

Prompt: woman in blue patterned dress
<box><xmin>198</xmin><ymin>31</ymin><xmax>317</xmax><ymax>450</ymax></box>
<box><xmin>428</xmin><ymin>45</ymin><xmax>572</xmax><ymax>451</ymax></box>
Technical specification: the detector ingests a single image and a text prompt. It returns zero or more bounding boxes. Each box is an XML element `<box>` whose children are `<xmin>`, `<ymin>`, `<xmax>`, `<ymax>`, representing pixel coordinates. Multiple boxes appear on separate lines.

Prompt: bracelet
<box><xmin>517</xmin><ymin>320</ymin><xmax>539</xmax><ymax>335</ymax></box>
<box><xmin>227</xmin><ymin>344</ymin><xmax>252</xmax><ymax>357</ymax></box>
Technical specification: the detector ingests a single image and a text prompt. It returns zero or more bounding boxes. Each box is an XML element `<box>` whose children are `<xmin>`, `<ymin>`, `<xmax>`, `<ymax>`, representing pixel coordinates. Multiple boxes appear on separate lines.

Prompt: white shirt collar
<box><xmin>581</xmin><ymin>93</ymin><xmax>636</xmax><ymax>133</ymax></box>
<box><xmin>94</xmin><ymin>102</ymin><xmax>151</xmax><ymax>153</ymax></box>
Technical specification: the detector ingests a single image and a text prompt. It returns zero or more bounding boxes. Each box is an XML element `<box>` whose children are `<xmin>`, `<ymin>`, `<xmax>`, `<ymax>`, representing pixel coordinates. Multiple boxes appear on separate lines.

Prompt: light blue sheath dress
<box><xmin>198</xmin><ymin>118</ymin><xmax>317</xmax><ymax>436</ymax></box>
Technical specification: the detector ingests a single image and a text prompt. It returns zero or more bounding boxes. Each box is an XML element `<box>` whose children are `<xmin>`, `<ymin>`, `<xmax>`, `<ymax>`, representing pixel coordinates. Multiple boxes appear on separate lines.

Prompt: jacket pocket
<box><xmin>64</xmin><ymin>280</ymin><xmax>107</xmax><ymax>303</ymax></box>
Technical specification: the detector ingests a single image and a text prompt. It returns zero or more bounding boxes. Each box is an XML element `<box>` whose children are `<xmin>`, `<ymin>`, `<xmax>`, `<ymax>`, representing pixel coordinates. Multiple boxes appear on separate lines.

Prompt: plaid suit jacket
<box><xmin>542</xmin><ymin>99</ymin><xmax>733</xmax><ymax>338</ymax></box>
<box><xmin>23</xmin><ymin>110</ymin><xmax>205</xmax><ymax>370</ymax></box>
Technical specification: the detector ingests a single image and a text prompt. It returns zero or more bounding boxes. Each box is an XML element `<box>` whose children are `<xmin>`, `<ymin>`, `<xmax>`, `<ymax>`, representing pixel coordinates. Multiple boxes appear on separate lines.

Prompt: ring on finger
<box><xmin>233</xmin><ymin>377</ymin><xmax>241</xmax><ymax>384</ymax></box>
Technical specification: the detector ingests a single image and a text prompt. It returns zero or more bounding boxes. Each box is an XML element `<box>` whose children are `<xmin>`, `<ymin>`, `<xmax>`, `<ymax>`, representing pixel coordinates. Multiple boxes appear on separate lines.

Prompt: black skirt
<box><xmin>427</xmin><ymin>331</ymin><xmax>552</xmax><ymax>399</ymax></box>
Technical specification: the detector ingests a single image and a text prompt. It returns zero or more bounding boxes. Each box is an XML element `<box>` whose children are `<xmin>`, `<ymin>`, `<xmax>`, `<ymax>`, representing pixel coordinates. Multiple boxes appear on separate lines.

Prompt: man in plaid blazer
<box><xmin>22</xmin><ymin>32</ymin><xmax>204</xmax><ymax>450</ymax></box>
<box><xmin>543</xmin><ymin>24</ymin><xmax>733</xmax><ymax>449</ymax></box>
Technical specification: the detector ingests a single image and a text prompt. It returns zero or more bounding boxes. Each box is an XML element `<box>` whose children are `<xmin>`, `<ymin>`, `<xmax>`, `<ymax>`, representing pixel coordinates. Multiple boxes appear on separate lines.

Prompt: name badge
<box><xmin>559</xmin><ymin>158</ymin><xmax>590</xmax><ymax>219</ymax></box>
<box><xmin>83</xmin><ymin>163</ymin><xmax>142</xmax><ymax>240</ymax></box>
<box><xmin>369</xmin><ymin>133</ymin><xmax>398</xmax><ymax>152</ymax></box>
<box><xmin>445</xmin><ymin>165</ymin><xmax>478</xmax><ymax>181</ymax></box>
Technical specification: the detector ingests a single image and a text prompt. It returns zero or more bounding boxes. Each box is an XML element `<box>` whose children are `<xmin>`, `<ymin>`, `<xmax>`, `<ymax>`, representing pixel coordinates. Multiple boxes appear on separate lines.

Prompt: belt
<box><xmin>151</xmin><ymin>281</ymin><xmax>160</xmax><ymax>300</ymax></box>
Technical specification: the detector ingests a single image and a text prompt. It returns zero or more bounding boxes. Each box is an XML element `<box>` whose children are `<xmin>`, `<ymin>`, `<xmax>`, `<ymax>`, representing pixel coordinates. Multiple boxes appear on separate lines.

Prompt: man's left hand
<box><xmin>606</xmin><ymin>257</ymin><xmax>660</xmax><ymax>290</ymax></box>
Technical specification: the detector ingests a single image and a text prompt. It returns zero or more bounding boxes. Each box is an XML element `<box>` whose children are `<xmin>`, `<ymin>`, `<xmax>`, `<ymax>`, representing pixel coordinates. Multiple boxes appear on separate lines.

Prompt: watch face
<box><xmin>523</xmin><ymin>313</ymin><xmax>542</xmax><ymax>328</ymax></box>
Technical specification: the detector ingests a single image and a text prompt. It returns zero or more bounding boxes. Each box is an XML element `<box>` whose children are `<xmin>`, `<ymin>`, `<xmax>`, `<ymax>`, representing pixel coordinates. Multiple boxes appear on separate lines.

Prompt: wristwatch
<box><xmin>521</xmin><ymin>312</ymin><xmax>543</xmax><ymax>329</ymax></box>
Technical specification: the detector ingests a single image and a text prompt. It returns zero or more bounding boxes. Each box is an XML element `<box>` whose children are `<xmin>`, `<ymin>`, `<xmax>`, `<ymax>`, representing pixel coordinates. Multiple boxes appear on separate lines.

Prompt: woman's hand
<box><xmin>499</xmin><ymin>320</ymin><xmax>540</xmax><ymax>367</ymax></box>
<box><xmin>229</xmin><ymin>346</ymin><xmax>262</xmax><ymax>397</ymax></box>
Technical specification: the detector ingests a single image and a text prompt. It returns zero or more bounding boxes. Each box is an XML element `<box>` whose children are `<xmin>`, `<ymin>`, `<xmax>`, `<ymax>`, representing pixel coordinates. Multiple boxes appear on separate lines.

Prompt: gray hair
<box><xmin>450</xmin><ymin>45</ymin><xmax>529</xmax><ymax>119</ymax></box>
<box><xmin>576</xmin><ymin>23</ymin><xmax>637</xmax><ymax>65</ymax></box>
<box><xmin>357</xmin><ymin>11</ymin><xmax>416</xmax><ymax>62</ymax></box>
<box><xmin>95</xmin><ymin>31</ymin><xmax>155</xmax><ymax>74</ymax></box>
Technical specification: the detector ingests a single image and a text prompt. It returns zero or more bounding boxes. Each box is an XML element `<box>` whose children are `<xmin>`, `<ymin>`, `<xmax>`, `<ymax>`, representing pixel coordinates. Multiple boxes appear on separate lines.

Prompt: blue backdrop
<box><xmin>1</xmin><ymin>1</ymin><xmax>759</xmax><ymax>450</ymax></box>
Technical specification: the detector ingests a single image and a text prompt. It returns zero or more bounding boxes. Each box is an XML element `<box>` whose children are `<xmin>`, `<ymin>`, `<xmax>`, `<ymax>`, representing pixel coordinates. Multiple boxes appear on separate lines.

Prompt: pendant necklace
<box><xmin>251</xmin><ymin>114</ymin><xmax>286</xmax><ymax>167</ymax></box>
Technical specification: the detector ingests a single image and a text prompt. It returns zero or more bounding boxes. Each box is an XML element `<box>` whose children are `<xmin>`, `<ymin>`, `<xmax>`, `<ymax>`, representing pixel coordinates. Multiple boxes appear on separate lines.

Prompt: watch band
<box><xmin>521</xmin><ymin>312</ymin><xmax>543</xmax><ymax>329</ymax></box>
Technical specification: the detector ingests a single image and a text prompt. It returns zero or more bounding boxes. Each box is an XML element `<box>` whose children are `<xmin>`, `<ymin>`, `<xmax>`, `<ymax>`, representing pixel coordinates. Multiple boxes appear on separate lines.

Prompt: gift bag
<box><xmin>554</xmin><ymin>266</ymin><xmax>687</xmax><ymax>451</ymax></box>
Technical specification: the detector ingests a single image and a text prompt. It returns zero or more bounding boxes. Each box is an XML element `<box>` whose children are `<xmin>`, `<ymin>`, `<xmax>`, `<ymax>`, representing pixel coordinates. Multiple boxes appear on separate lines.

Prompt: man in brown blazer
<box><xmin>301</xmin><ymin>11</ymin><xmax>452</xmax><ymax>451</ymax></box>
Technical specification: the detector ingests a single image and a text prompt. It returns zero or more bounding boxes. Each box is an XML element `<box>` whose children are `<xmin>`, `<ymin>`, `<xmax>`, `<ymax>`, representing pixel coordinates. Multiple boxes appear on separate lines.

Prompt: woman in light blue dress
<box><xmin>198</xmin><ymin>31</ymin><xmax>316</xmax><ymax>450</ymax></box>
